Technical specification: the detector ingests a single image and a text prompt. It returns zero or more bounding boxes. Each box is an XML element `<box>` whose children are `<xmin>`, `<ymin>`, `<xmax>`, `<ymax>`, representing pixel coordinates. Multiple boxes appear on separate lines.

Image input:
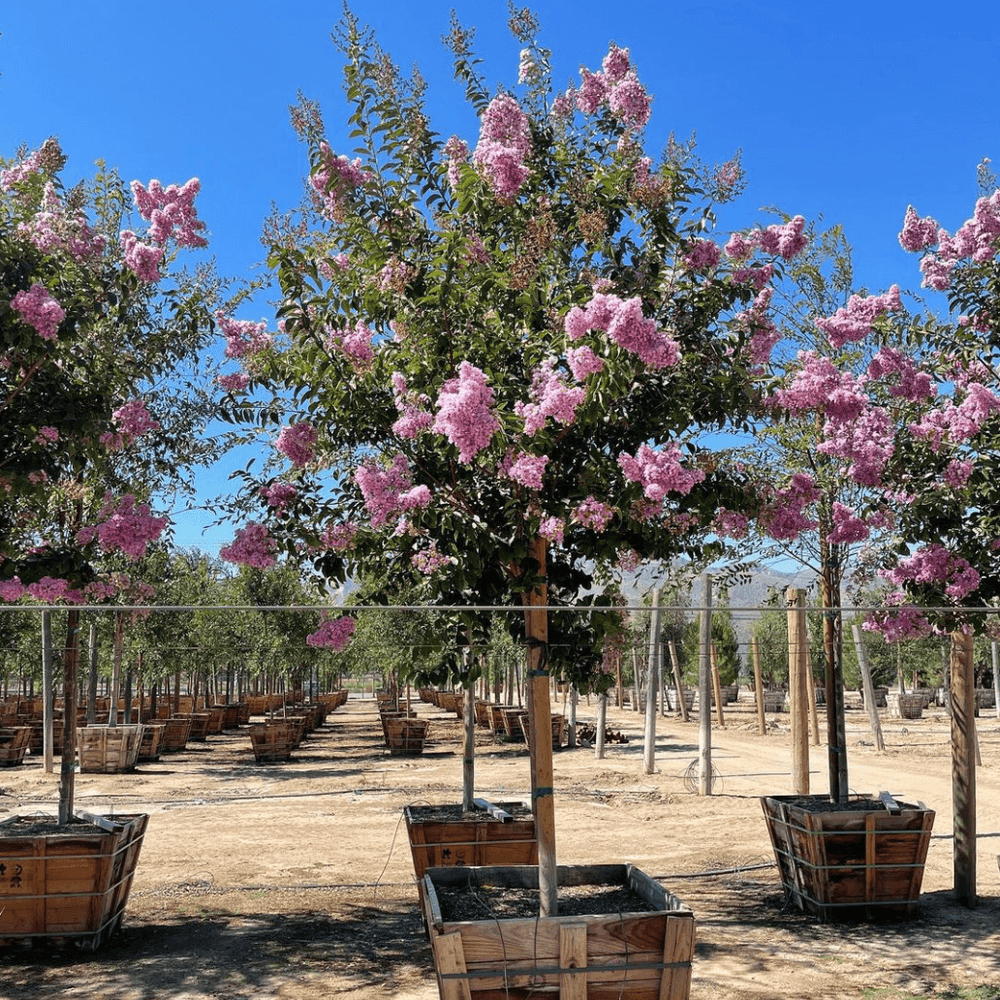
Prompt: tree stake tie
<box><xmin>532</xmin><ymin>786</ymin><xmax>554</xmax><ymax>800</ymax></box>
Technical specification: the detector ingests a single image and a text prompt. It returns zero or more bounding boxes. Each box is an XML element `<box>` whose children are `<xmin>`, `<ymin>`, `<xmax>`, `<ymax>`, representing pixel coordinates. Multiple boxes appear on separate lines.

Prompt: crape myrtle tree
<box><xmin>0</xmin><ymin>139</ymin><xmax>220</xmax><ymax>820</ymax></box>
<box><xmin>217</xmin><ymin>8</ymin><xmax>809</xmax><ymax>912</ymax></box>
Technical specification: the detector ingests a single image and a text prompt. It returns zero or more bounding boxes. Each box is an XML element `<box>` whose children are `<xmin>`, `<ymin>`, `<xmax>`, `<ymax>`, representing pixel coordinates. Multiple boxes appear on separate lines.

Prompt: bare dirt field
<box><xmin>1</xmin><ymin>693</ymin><xmax>999</xmax><ymax>1000</ymax></box>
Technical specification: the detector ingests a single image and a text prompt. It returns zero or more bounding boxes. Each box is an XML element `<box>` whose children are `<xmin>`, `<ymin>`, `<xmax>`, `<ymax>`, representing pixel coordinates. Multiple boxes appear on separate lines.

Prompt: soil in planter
<box><xmin>436</xmin><ymin>882</ymin><xmax>656</xmax><ymax>921</ymax></box>
<box><xmin>411</xmin><ymin>802</ymin><xmax>533</xmax><ymax>823</ymax></box>
<box><xmin>0</xmin><ymin>815</ymin><xmax>108</xmax><ymax>838</ymax></box>
<box><xmin>784</xmin><ymin>797</ymin><xmax>919</xmax><ymax>813</ymax></box>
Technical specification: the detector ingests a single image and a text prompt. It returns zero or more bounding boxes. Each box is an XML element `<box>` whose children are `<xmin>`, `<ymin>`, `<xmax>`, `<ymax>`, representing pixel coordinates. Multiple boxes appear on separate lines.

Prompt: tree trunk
<box><xmin>951</xmin><ymin>629</ymin><xmax>976</xmax><ymax>907</ymax></box>
<box><xmin>58</xmin><ymin>610</ymin><xmax>81</xmax><ymax>825</ymax></box>
<box><xmin>698</xmin><ymin>574</ymin><xmax>713</xmax><ymax>795</ymax></box>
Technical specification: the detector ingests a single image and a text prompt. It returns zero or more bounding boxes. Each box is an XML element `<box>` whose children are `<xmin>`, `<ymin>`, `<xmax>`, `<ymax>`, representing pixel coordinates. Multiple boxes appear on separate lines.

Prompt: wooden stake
<box><xmin>951</xmin><ymin>628</ymin><xmax>976</xmax><ymax>907</ymax></box>
<box><xmin>851</xmin><ymin>624</ymin><xmax>885</xmax><ymax>752</ymax></box>
<box><xmin>643</xmin><ymin>588</ymin><xmax>661</xmax><ymax>775</ymax></box>
<box><xmin>805</xmin><ymin>654</ymin><xmax>820</xmax><ymax>746</ymax></box>
<box><xmin>41</xmin><ymin>611</ymin><xmax>54</xmax><ymax>774</ymax></box>
<box><xmin>752</xmin><ymin>637</ymin><xmax>766</xmax><ymax>736</ymax></box>
<box><xmin>595</xmin><ymin>692</ymin><xmax>607</xmax><ymax>760</ymax></box>
<box><xmin>668</xmin><ymin>638</ymin><xmax>688</xmax><ymax>721</ymax></box>
<box><xmin>58</xmin><ymin>609</ymin><xmax>80</xmax><ymax>825</ymax></box>
<box><xmin>787</xmin><ymin>588</ymin><xmax>809</xmax><ymax>795</ymax></box>
<box><xmin>709</xmin><ymin>643</ymin><xmax>725</xmax><ymax>728</ymax></box>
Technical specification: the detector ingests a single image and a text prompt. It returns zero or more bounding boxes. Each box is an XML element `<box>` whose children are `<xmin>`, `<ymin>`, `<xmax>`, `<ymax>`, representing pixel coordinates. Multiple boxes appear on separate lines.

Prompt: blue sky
<box><xmin>2</xmin><ymin>1</ymin><xmax>997</xmax><ymax>556</ymax></box>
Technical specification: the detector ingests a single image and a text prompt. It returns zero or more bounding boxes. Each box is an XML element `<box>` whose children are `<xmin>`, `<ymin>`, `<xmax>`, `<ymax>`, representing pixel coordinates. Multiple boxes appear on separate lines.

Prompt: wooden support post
<box><xmin>805</xmin><ymin>656</ymin><xmax>820</xmax><ymax>746</ymax></box>
<box><xmin>992</xmin><ymin>641</ymin><xmax>1000</xmax><ymax>721</ymax></box>
<box><xmin>709</xmin><ymin>643</ymin><xmax>725</xmax><ymax>728</ymax></box>
<box><xmin>462</xmin><ymin>680</ymin><xmax>475</xmax><ymax>812</ymax></box>
<box><xmin>787</xmin><ymin>588</ymin><xmax>809</xmax><ymax>795</ymax></box>
<box><xmin>698</xmin><ymin>574</ymin><xmax>713</xmax><ymax>795</ymax></box>
<box><xmin>643</xmin><ymin>588</ymin><xmax>662</xmax><ymax>775</ymax></box>
<box><xmin>951</xmin><ymin>628</ymin><xmax>976</xmax><ymax>907</ymax></box>
<box><xmin>86</xmin><ymin>624</ymin><xmax>98</xmax><ymax>725</ymax></box>
<box><xmin>525</xmin><ymin>536</ymin><xmax>557</xmax><ymax>916</ymax></box>
<box><xmin>752</xmin><ymin>637</ymin><xmax>766</xmax><ymax>736</ymax></box>
<box><xmin>668</xmin><ymin>639</ymin><xmax>688</xmax><ymax>721</ymax></box>
<box><xmin>59</xmin><ymin>609</ymin><xmax>81</xmax><ymax>825</ymax></box>
<box><xmin>851</xmin><ymin>624</ymin><xmax>885</xmax><ymax>752</ymax></box>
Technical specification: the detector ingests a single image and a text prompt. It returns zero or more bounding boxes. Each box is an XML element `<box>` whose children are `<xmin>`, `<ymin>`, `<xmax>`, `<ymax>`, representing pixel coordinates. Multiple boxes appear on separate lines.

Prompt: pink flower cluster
<box><xmin>327</xmin><ymin>321</ymin><xmax>374</xmax><ymax>371</ymax></box>
<box><xmin>100</xmin><ymin>399</ymin><xmax>160</xmax><ymax>451</ymax></box>
<box><xmin>311</xmin><ymin>143</ymin><xmax>371</xmax><ymax>218</ymax></box>
<box><xmin>882</xmin><ymin>543</ymin><xmax>980</xmax><ymax>601</ymax></box>
<box><xmin>909</xmin><ymin>382</ymin><xmax>1000</xmax><ymax>450</ymax></box>
<box><xmin>412</xmin><ymin>543</ymin><xmax>453</xmax><ymax>575</ymax></box>
<box><xmin>220</xmin><ymin>522</ymin><xmax>277</xmax><ymax>569</ymax></box>
<box><xmin>516</xmin><ymin>359</ymin><xmax>586</xmax><ymax>435</ymax></box>
<box><xmin>684</xmin><ymin>239</ymin><xmax>721</xmax><ymax>271</ymax></box>
<box><xmin>618</xmin><ymin>443</ymin><xmax>705</xmax><ymax>500</ymax></box>
<box><xmin>0</xmin><ymin>576</ymin><xmax>88</xmax><ymax>604</ymax></box>
<box><xmin>734</xmin><ymin>287</ymin><xmax>780</xmax><ymax>366</ymax></box>
<box><xmin>473</xmin><ymin>94</ymin><xmax>532</xmax><ymax>202</ymax></box>
<box><xmin>10</xmin><ymin>284</ymin><xmax>65</xmax><ymax>340</ymax></box>
<box><xmin>1</xmin><ymin>138</ymin><xmax>64</xmax><ymax>189</ymax></box>
<box><xmin>432</xmin><ymin>362</ymin><xmax>499</xmax><ymax>463</ymax></box>
<box><xmin>907</xmin><ymin>190</ymin><xmax>1000</xmax><ymax>290</ymax></box>
<box><xmin>818</xmin><ymin>404</ymin><xmax>894</xmax><ymax>486</ymax></box>
<box><xmin>759</xmin><ymin>473</ymin><xmax>820</xmax><ymax>541</ymax></box>
<box><xmin>566</xmin><ymin>345</ymin><xmax>604</xmax><ymax>381</ymax></box>
<box><xmin>572</xmin><ymin>496</ymin><xmax>615</xmax><ymax>532</ymax></box>
<box><xmin>443</xmin><ymin>135</ymin><xmax>469</xmax><ymax>190</ymax></box>
<box><xmin>306</xmin><ymin>614</ymin><xmax>356</xmax><ymax>650</ymax></box>
<box><xmin>34</xmin><ymin>426</ymin><xmax>59</xmax><ymax>446</ymax></box>
<box><xmin>120</xmin><ymin>230</ymin><xmax>164</xmax><ymax>283</ymax></box>
<box><xmin>815</xmin><ymin>286</ymin><xmax>902</xmax><ymax>350</ymax></box>
<box><xmin>863</xmin><ymin>599</ymin><xmax>932</xmax><ymax>642</ymax></box>
<box><xmin>77</xmin><ymin>494</ymin><xmax>168</xmax><ymax>560</ymax></box>
<box><xmin>355</xmin><ymin>453</ymin><xmax>431</xmax><ymax>528</ymax></box>
<box><xmin>508</xmin><ymin>452</ymin><xmax>549</xmax><ymax>489</ymax></box>
<box><xmin>275</xmin><ymin>422</ymin><xmax>317</xmax><ymax>467</ymax></box>
<box><xmin>17</xmin><ymin>183</ymin><xmax>108</xmax><ymax>261</ymax></box>
<box><xmin>261</xmin><ymin>483</ymin><xmax>298</xmax><ymax>513</ymax></box>
<box><xmin>827</xmin><ymin>502</ymin><xmax>869</xmax><ymax>544</ymax></box>
<box><xmin>565</xmin><ymin>292</ymin><xmax>680</xmax><ymax>369</ymax></box>
<box><xmin>866</xmin><ymin>347</ymin><xmax>935</xmax><ymax>402</ymax></box>
<box><xmin>773</xmin><ymin>352</ymin><xmax>867</xmax><ymax>420</ymax></box>
<box><xmin>218</xmin><ymin>313</ymin><xmax>272</xmax><ymax>360</ymax></box>
<box><xmin>391</xmin><ymin>373</ymin><xmax>433</xmax><ymax>440</ymax></box>
<box><xmin>538</xmin><ymin>516</ymin><xmax>565</xmax><ymax>545</ymax></box>
<box><xmin>318</xmin><ymin>521</ymin><xmax>358</xmax><ymax>552</ymax></box>
<box><xmin>131</xmin><ymin>178</ymin><xmax>207</xmax><ymax>248</ymax></box>
<box><xmin>564</xmin><ymin>45</ymin><xmax>651</xmax><ymax>131</ymax></box>
<box><xmin>713</xmin><ymin>508</ymin><xmax>749</xmax><ymax>539</ymax></box>
<box><xmin>725</xmin><ymin>216</ymin><xmax>808</xmax><ymax>262</ymax></box>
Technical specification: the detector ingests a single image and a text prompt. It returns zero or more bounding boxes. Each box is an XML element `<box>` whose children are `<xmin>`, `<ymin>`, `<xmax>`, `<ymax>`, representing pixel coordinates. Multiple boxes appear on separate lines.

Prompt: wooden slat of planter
<box><xmin>559</xmin><ymin>922</ymin><xmax>588</xmax><ymax>1000</ymax></box>
<box><xmin>660</xmin><ymin>912</ymin><xmax>695</xmax><ymax>1000</ymax></box>
<box><xmin>434</xmin><ymin>931</ymin><xmax>473</xmax><ymax>1000</ymax></box>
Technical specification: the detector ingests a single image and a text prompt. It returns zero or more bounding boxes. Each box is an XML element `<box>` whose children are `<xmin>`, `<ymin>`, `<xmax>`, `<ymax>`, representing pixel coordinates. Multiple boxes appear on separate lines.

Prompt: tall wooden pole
<box><xmin>752</xmin><ymin>637</ymin><xmax>766</xmax><ymax>735</ymax></box>
<box><xmin>709</xmin><ymin>643</ymin><xmax>725</xmax><ymax>728</ymax></box>
<box><xmin>992</xmin><ymin>641</ymin><xmax>1000</xmax><ymax>721</ymax></box>
<box><xmin>525</xmin><ymin>536</ymin><xmax>557</xmax><ymax>916</ymax></box>
<box><xmin>595</xmin><ymin>692</ymin><xmax>607</xmax><ymax>760</ymax></box>
<box><xmin>951</xmin><ymin>628</ymin><xmax>977</xmax><ymax>907</ymax></box>
<box><xmin>643</xmin><ymin>588</ymin><xmax>661</xmax><ymax>775</ymax></box>
<box><xmin>787</xmin><ymin>588</ymin><xmax>809</xmax><ymax>795</ymax></box>
<box><xmin>698</xmin><ymin>574</ymin><xmax>713</xmax><ymax>795</ymax></box>
<box><xmin>462</xmin><ymin>676</ymin><xmax>476</xmax><ymax>812</ymax></box>
<box><xmin>58</xmin><ymin>609</ymin><xmax>81</xmax><ymax>825</ymax></box>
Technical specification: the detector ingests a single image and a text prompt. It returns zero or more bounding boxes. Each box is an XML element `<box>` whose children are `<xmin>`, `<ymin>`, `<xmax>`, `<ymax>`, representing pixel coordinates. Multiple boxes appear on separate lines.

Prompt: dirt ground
<box><xmin>1</xmin><ymin>692</ymin><xmax>999</xmax><ymax>1000</ymax></box>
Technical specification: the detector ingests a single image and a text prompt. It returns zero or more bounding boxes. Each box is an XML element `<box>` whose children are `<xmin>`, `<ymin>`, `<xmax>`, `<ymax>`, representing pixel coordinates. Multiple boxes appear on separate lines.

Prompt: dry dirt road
<box><xmin>1</xmin><ymin>693</ymin><xmax>998</xmax><ymax>1000</ymax></box>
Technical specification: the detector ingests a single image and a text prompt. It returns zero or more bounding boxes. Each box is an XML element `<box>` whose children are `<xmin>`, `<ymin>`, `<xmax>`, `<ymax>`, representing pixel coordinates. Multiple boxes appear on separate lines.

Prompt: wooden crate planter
<box><xmin>422</xmin><ymin>864</ymin><xmax>694</xmax><ymax>1000</ymax></box>
<box><xmin>175</xmin><ymin>712</ymin><xmax>211</xmax><ymax>741</ymax></box>
<box><xmin>474</xmin><ymin>701</ymin><xmax>492</xmax><ymax>727</ymax></box>
<box><xmin>756</xmin><ymin>691</ymin><xmax>786</xmax><ymax>713</ymax></box>
<box><xmin>666</xmin><ymin>689</ymin><xmax>696</xmax><ymax>712</ymax></box>
<box><xmin>78</xmin><ymin>726</ymin><xmax>144</xmax><ymax>774</ymax></box>
<box><xmin>158</xmin><ymin>716</ymin><xmax>192</xmax><ymax>753</ymax></box>
<box><xmin>886</xmin><ymin>692</ymin><xmax>924</xmax><ymax>720</ymax></box>
<box><xmin>137</xmin><ymin>723</ymin><xmax>164</xmax><ymax>763</ymax></box>
<box><xmin>519</xmin><ymin>712</ymin><xmax>565</xmax><ymax>749</ymax></box>
<box><xmin>249</xmin><ymin>722</ymin><xmax>298</xmax><ymax>762</ymax></box>
<box><xmin>0</xmin><ymin>727</ymin><xmax>31</xmax><ymax>767</ymax></box>
<box><xmin>28</xmin><ymin>720</ymin><xmax>64</xmax><ymax>756</ymax></box>
<box><xmin>500</xmin><ymin>708</ymin><xmax>528</xmax><ymax>741</ymax></box>
<box><xmin>761</xmin><ymin>794</ymin><xmax>935</xmax><ymax>921</ymax></box>
<box><xmin>488</xmin><ymin>704</ymin><xmax>507</xmax><ymax>733</ymax></box>
<box><xmin>0</xmin><ymin>811</ymin><xmax>148</xmax><ymax>949</ymax></box>
<box><xmin>405</xmin><ymin>802</ymin><xmax>538</xmax><ymax>881</ymax></box>
<box><xmin>379</xmin><ymin>708</ymin><xmax>416</xmax><ymax>739</ymax></box>
<box><xmin>385</xmin><ymin>717</ymin><xmax>430</xmax><ymax>755</ymax></box>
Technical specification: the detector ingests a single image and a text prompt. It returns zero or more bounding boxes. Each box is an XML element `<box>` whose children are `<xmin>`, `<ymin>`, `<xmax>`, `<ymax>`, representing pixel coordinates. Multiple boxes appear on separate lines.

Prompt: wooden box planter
<box><xmin>756</xmin><ymin>691</ymin><xmax>786</xmax><ymax>713</ymax></box>
<box><xmin>886</xmin><ymin>693</ymin><xmax>924</xmax><ymax>720</ymax></box>
<box><xmin>249</xmin><ymin>722</ymin><xmax>297</xmax><ymax>763</ymax></box>
<box><xmin>0</xmin><ymin>811</ymin><xmax>148</xmax><ymax>949</ymax></box>
<box><xmin>78</xmin><ymin>726</ymin><xmax>144</xmax><ymax>774</ymax></box>
<box><xmin>666</xmin><ymin>689</ymin><xmax>696</xmax><ymax>712</ymax></box>
<box><xmin>519</xmin><ymin>712</ymin><xmax>565</xmax><ymax>749</ymax></box>
<box><xmin>474</xmin><ymin>701</ymin><xmax>493</xmax><ymax>727</ymax></box>
<box><xmin>405</xmin><ymin>802</ymin><xmax>538</xmax><ymax>881</ymax></box>
<box><xmin>176</xmin><ymin>712</ymin><xmax>211</xmax><ymax>742</ymax></box>
<box><xmin>385</xmin><ymin>717</ymin><xmax>430</xmax><ymax>755</ymax></box>
<box><xmin>488</xmin><ymin>704</ymin><xmax>508</xmax><ymax>733</ymax></box>
<box><xmin>761</xmin><ymin>794</ymin><xmax>935</xmax><ymax>921</ymax></box>
<box><xmin>211</xmin><ymin>703</ymin><xmax>241</xmax><ymax>731</ymax></box>
<box><xmin>379</xmin><ymin>708</ymin><xmax>416</xmax><ymax>739</ymax></box>
<box><xmin>421</xmin><ymin>864</ymin><xmax>694</xmax><ymax>1000</ymax></box>
<box><xmin>137</xmin><ymin>723</ymin><xmax>164</xmax><ymax>763</ymax></box>
<box><xmin>158</xmin><ymin>716</ymin><xmax>192</xmax><ymax>753</ymax></box>
<box><xmin>500</xmin><ymin>708</ymin><xmax>528</xmax><ymax>741</ymax></box>
<box><xmin>0</xmin><ymin>727</ymin><xmax>31</xmax><ymax>767</ymax></box>
<box><xmin>28</xmin><ymin>720</ymin><xmax>64</xmax><ymax>756</ymax></box>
